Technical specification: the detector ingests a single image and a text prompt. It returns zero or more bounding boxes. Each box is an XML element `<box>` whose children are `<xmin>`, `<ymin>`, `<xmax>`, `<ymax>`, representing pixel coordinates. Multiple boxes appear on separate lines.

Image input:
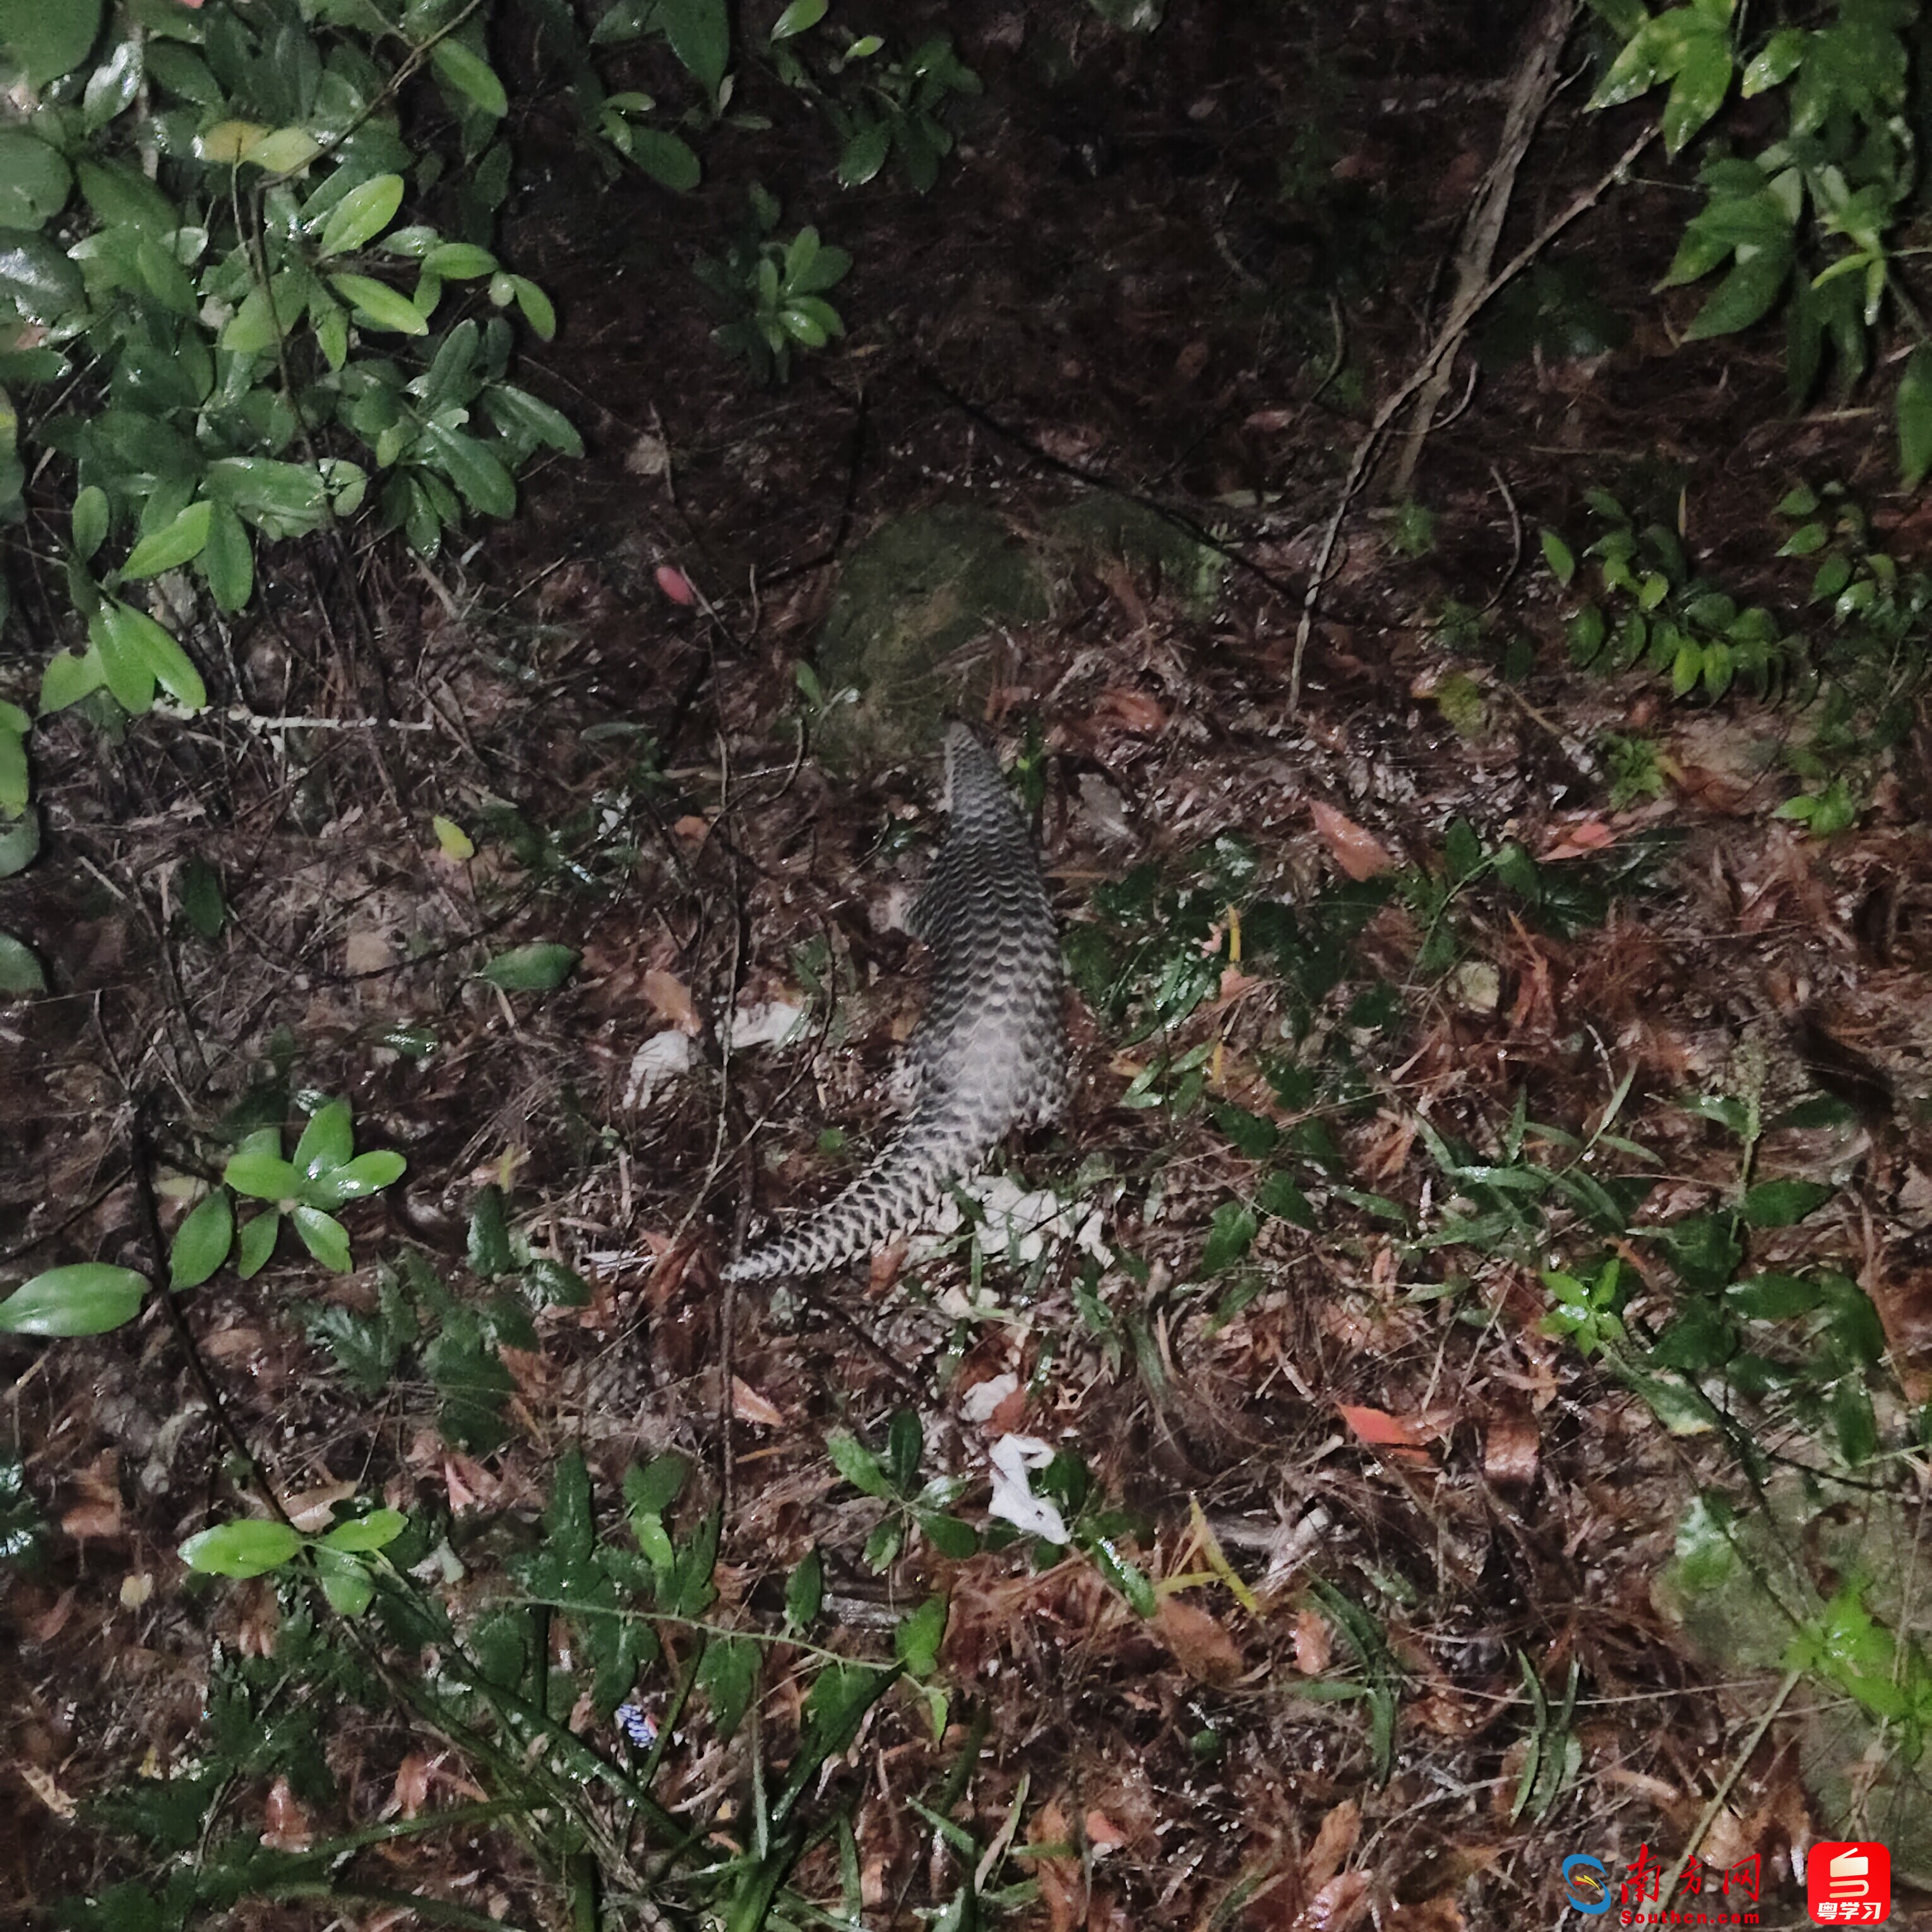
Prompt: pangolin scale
<box><xmin>722</xmin><ymin>722</ymin><xmax>1066</xmax><ymax>1284</ymax></box>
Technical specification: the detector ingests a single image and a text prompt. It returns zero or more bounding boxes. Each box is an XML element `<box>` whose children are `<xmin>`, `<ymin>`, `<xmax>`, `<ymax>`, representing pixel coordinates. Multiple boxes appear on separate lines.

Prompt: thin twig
<box><xmin>1289</xmin><ymin>121</ymin><xmax>1656</xmax><ymax>713</ymax></box>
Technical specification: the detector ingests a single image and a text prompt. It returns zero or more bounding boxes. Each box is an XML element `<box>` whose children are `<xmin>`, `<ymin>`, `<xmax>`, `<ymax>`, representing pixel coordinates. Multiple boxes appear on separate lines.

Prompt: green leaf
<box><xmin>302</xmin><ymin>1149</ymin><xmax>405</xmax><ymax>1207</ymax></box>
<box><xmin>294</xmin><ymin>1099</ymin><xmax>355</xmax><ymax>1178</ymax></box>
<box><xmin>0</xmin><ymin>226</ymin><xmax>85</xmax><ymax>321</ymax></box>
<box><xmin>1202</xmin><ymin>1201</ymin><xmax>1258</xmax><ymax>1274</ymax></box>
<box><xmin>87</xmin><ymin>604</ymin><xmax>155</xmax><ymax>714</ymax></box>
<box><xmin>318</xmin><ymin>172</ymin><xmax>405</xmax><ymax>258</ymax></box>
<box><xmin>223</xmin><ymin>1150</ymin><xmax>302</xmax><ymax>1202</ymax></box>
<box><xmin>659</xmin><ymin>0</ymin><xmax>729</xmax><ymax>93</ymax></box>
<box><xmin>179</xmin><ymin>1519</ymin><xmax>302</xmax><ymax>1577</ymax></box>
<box><xmin>71</xmin><ymin>484</ymin><xmax>108</xmax><ymax>561</ymax></box>
<box><xmin>0</xmin><ymin>930</ymin><xmax>45</xmax><ymax>994</ymax></box>
<box><xmin>430</xmin><ymin>39</ymin><xmax>508</xmax><ymax>118</ymax></box>
<box><xmin>319</xmin><ymin>1507</ymin><xmax>406</xmax><ymax>1553</ymax></box>
<box><xmin>73</xmin><ymin>156</ymin><xmax>171</xmax><ymax>231</ymax></box>
<box><xmin>476</xmin><ymin>942</ymin><xmax>578</xmax><ymax>991</ymax></box>
<box><xmin>775</xmin><ymin>1662</ymin><xmax>893</xmax><ymax>1823</ymax></box>
<box><xmin>201</xmin><ymin>501</ymin><xmax>253</xmax><ymax>612</ymax></box>
<box><xmin>1899</xmin><ymin>345</ymin><xmax>1932</xmax><ymax>489</ymax></box>
<box><xmin>83</xmin><ymin>33</ymin><xmax>141</xmax><ymax>132</ymax></box>
<box><xmin>235</xmin><ymin>1209</ymin><xmax>280</xmax><ymax>1279</ymax></box>
<box><xmin>1830</xmin><ymin>1376</ymin><xmax>1877</xmax><ymax>1465</ymax></box>
<box><xmin>510</xmin><ymin>274</ymin><xmax>558</xmax><ymax>338</ymax></box>
<box><xmin>120</xmin><ymin>500</ymin><xmax>212</xmax><ymax>578</ymax></box>
<box><xmin>826</xmin><ymin>1429</ymin><xmax>892</xmax><ymax>1498</ymax></box>
<box><xmin>697</xmin><ymin>1633</ymin><xmax>760</xmax><ymax>1741</ymax></box>
<box><xmin>0</xmin><ymin>0</ymin><xmax>103</xmax><ymax>87</ymax></box>
<box><xmin>468</xmin><ymin>1184</ymin><xmax>513</xmax><ymax>1277</ymax></box>
<box><xmin>423</xmin><ymin>421</ymin><xmax>516</xmax><ymax>517</ymax></box>
<box><xmin>425</xmin><ymin>242</ymin><xmax>497</xmax><ymax>279</ymax></box>
<box><xmin>1540</xmin><ymin>528</ymin><xmax>1575</xmax><ymax>586</ymax></box>
<box><xmin>484</xmin><ymin>383</ymin><xmax>583</xmax><ymax>455</ymax></box>
<box><xmin>1743</xmin><ymin>27</ymin><xmax>1803</xmax><ymax>96</ymax></box>
<box><xmin>314</xmin><ymin>1545</ymin><xmax>375</xmax><ymax>1616</ymax></box>
<box><xmin>894</xmin><ymin>1595</ymin><xmax>948</xmax><ymax>1677</ymax></box>
<box><xmin>838</xmin><ymin>121</ymin><xmax>891</xmax><ymax>188</ymax></box>
<box><xmin>1740</xmin><ymin>1178</ymin><xmax>1834</xmax><ymax>1227</ymax></box>
<box><xmin>1726</xmin><ymin>1273</ymin><xmax>1821</xmax><ymax>1320</ymax></box>
<box><xmin>1685</xmin><ymin>242</ymin><xmax>1792</xmax><ymax>340</ymax></box>
<box><xmin>0</xmin><ymin>129</ymin><xmax>72</xmax><ymax>230</ymax></box>
<box><xmin>98</xmin><ymin>602</ymin><xmax>205</xmax><ymax>710</ymax></box>
<box><xmin>0</xmin><ymin>1261</ymin><xmax>146</xmax><ymax>1335</ymax></box>
<box><xmin>1661</xmin><ymin>32</ymin><xmax>1733</xmax><ymax>155</ymax></box>
<box><xmin>328</xmin><ymin>271</ymin><xmax>429</xmax><ymax>335</ymax></box>
<box><xmin>0</xmin><ymin>807</ymin><xmax>33</xmax><ymax>881</ymax></box>
<box><xmin>292</xmin><ymin>1205</ymin><xmax>352</xmax><ymax>1272</ymax></box>
<box><xmin>771</xmin><ymin>0</ymin><xmax>826</xmax><ymax>39</ymax></box>
<box><xmin>784</xmin><ymin>1547</ymin><xmax>823</xmax><ymax>1630</ymax></box>
<box><xmin>1256</xmin><ymin>1171</ymin><xmax>1315</xmax><ymax>1229</ymax></box>
<box><xmin>169</xmin><ymin>1190</ymin><xmax>234</xmax><ymax>1291</ymax></box>
<box><xmin>0</xmin><ymin>725</ymin><xmax>25</xmax><ymax>816</ymax></box>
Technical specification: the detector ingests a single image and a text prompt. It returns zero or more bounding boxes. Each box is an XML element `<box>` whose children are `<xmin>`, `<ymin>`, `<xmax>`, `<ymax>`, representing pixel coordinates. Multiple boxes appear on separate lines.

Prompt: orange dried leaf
<box><xmin>1293</xmin><ymin>1606</ymin><xmax>1332</xmax><ymax>1675</ymax></box>
<box><xmin>1304</xmin><ymin>1798</ymin><xmax>1361</xmax><ymax>1889</ymax></box>
<box><xmin>391</xmin><ymin>1752</ymin><xmax>432</xmax><ymax>1819</ymax></box>
<box><xmin>731</xmin><ymin>1377</ymin><xmax>784</xmax><ymax>1428</ymax></box>
<box><xmin>261</xmin><ymin>1775</ymin><xmax>312</xmax><ymax>1852</ymax></box>
<box><xmin>1151</xmin><ymin>1595</ymin><xmax>1243</xmax><ymax>1684</ymax></box>
<box><xmin>644</xmin><ymin>969</ymin><xmax>702</xmax><ymax>1035</ymax></box>
<box><xmin>1097</xmin><ymin>687</ymin><xmax>1167</xmax><ymax>733</ymax></box>
<box><xmin>1311</xmin><ymin>802</ymin><xmax>1395</xmax><ymax>880</ymax></box>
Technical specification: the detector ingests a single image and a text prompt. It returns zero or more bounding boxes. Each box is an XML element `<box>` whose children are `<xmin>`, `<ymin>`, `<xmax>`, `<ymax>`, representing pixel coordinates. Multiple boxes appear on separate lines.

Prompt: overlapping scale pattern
<box><xmin>722</xmin><ymin>723</ymin><xmax>1066</xmax><ymax>1284</ymax></box>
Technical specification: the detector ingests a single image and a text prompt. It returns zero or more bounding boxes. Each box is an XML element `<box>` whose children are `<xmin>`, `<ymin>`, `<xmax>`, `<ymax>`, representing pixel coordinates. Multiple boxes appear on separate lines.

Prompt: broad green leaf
<box><xmin>99</xmin><ymin>602</ymin><xmax>205</xmax><ymax>710</ymax></box>
<box><xmin>477</xmin><ymin>942</ymin><xmax>578</xmax><ymax>992</ymax></box>
<box><xmin>771</xmin><ymin>0</ymin><xmax>826</xmax><ymax>39</ymax></box>
<box><xmin>431</xmin><ymin>40</ymin><xmax>508</xmax><ymax>117</ymax></box>
<box><xmin>1900</xmin><ymin>345</ymin><xmax>1932</xmax><ymax>489</ymax></box>
<box><xmin>120</xmin><ymin>500</ymin><xmax>212</xmax><ymax>578</ymax></box>
<box><xmin>196</xmin><ymin>120</ymin><xmax>268</xmax><ymax>165</ymax></box>
<box><xmin>1741</xmin><ymin>1178</ymin><xmax>1834</xmax><ymax>1227</ymax></box>
<box><xmin>314</xmin><ymin>1546</ymin><xmax>375</xmax><ymax>1616</ymax></box>
<box><xmin>252</xmin><ymin>127</ymin><xmax>322</xmax><ymax>173</ymax></box>
<box><xmin>221</xmin><ymin>285</ymin><xmax>283</xmax><ymax>355</ymax></box>
<box><xmin>294</xmin><ymin>1098</ymin><xmax>354</xmax><ymax>1178</ymax></box>
<box><xmin>432</xmin><ymin>813</ymin><xmax>474</xmax><ymax>859</ymax></box>
<box><xmin>894</xmin><ymin>1595</ymin><xmax>948</xmax><ymax>1677</ymax></box>
<box><xmin>329</xmin><ymin>271</ymin><xmax>429</xmax><ymax>334</ymax></box>
<box><xmin>0</xmin><ymin>724</ymin><xmax>24</xmax><ymax>816</ymax></box>
<box><xmin>292</xmin><ymin>1205</ymin><xmax>352</xmax><ymax>1272</ymax></box>
<box><xmin>83</xmin><ymin>33</ymin><xmax>141</xmax><ymax>132</ymax></box>
<box><xmin>510</xmin><ymin>275</ymin><xmax>558</xmax><ymax>338</ymax></box>
<box><xmin>659</xmin><ymin>0</ymin><xmax>729</xmax><ymax>93</ymax></box>
<box><xmin>224</xmin><ymin>1150</ymin><xmax>303</xmax><ymax>1202</ymax></box>
<box><xmin>235</xmin><ymin>1209</ymin><xmax>280</xmax><ymax>1279</ymax></box>
<box><xmin>1743</xmin><ymin>27</ymin><xmax>1804</xmax><ymax>97</ymax></box>
<box><xmin>1540</xmin><ymin>528</ymin><xmax>1575</xmax><ymax>586</ymax></box>
<box><xmin>425</xmin><ymin>241</ymin><xmax>496</xmax><ymax>278</ymax></box>
<box><xmin>837</xmin><ymin>122</ymin><xmax>891</xmax><ymax>187</ymax></box>
<box><xmin>319</xmin><ymin>1507</ymin><xmax>405</xmax><ymax>1552</ymax></box>
<box><xmin>0</xmin><ymin>0</ymin><xmax>103</xmax><ymax>87</ymax></box>
<box><xmin>205</xmin><ymin>456</ymin><xmax>327</xmax><ymax>537</ymax></box>
<box><xmin>179</xmin><ymin>854</ymin><xmax>225</xmax><ymax>939</ymax></box>
<box><xmin>0</xmin><ymin>809</ymin><xmax>39</xmax><ymax>880</ymax></box>
<box><xmin>483</xmin><ymin>384</ymin><xmax>582</xmax><ymax>455</ymax></box>
<box><xmin>0</xmin><ymin>1261</ymin><xmax>146</xmax><ymax>1336</ymax></box>
<box><xmin>628</xmin><ymin>130</ymin><xmax>700</xmax><ymax>193</ymax></box>
<box><xmin>1256</xmin><ymin>1171</ymin><xmax>1315</xmax><ymax>1229</ymax></box>
<box><xmin>169</xmin><ymin>1190</ymin><xmax>234</xmax><ymax>1290</ymax></box>
<box><xmin>201</xmin><ymin>501</ymin><xmax>253</xmax><ymax>612</ymax></box>
<box><xmin>318</xmin><ymin>172</ymin><xmax>404</xmax><ymax>258</ymax></box>
<box><xmin>467</xmin><ymin>1184</ymin><xmax>512</xmax><ymax>1277</ymax></box>
<box><xmin>785</xmin><ymin>1547</ymin><xmax>824</xmax><ymax>1629</ymax></box>
<box><xmin>1202</xmin><ymin>1201</ymin><xmax>1257</xmax><ymax>1273</ymax></box>
<box><xmin>303</xmin><ymin>1149</ymin><xmax>405</xmax><ymax>1207</ymax></box>
<box><xmin>826</xmin><ymin>1429</ymin><xmax>892</xmax><ymax>1498</ymax></box>
<box><xmin>179</xmin><ymin>1519</ymin><xmax>302</xmax><ymax>1577</ymax></box>
<box><xmin>1685</xmin><ymin>242</ymin><xmax>1792</xmax><ymax>340</ymax></box>
<box><xmin>1662</xmin><ymin>34</ymin><xmax>1734</xmax><ymax>155</ymax></box>
<box><xmin>39</xmin><ymin>647</ymin><xmax>105</xmax><ymax>713</ymax></box>
<box><xmin>73</xmin><ymin>156</ymin><xmax>172</xmax><ymax>230</ymax></box>
<box><xmin>71</xmin><ymin>484</ymin><xmax>108</xmax><ymax>561</ymax></box>
<box><xmin>0</xmin><ymin>129</ymin><xmax>72</xmax><ymax>230</ymax></box>
<box><xmin>87</xmin><ymin>604</ymin><xmax>155</xmax><ymax>714</ymax></box>
<box><xmin>145</xmin><ymin>41</ymin><xmax>223</xmax><ymax>107</ymax></box>
<box><xmin>0</xmin><ymin>930</ymin><xmax>44</xmax><ymax>994</ymax></box>
<box><xmin>423</xmin><ymin>422</ymin><xmax>515</xmax><ymax>517</ymax></box>
<box><xmin>0</xmin><ymin>227</ymin><xmax>85</xmax><ymax>321</ymax></box>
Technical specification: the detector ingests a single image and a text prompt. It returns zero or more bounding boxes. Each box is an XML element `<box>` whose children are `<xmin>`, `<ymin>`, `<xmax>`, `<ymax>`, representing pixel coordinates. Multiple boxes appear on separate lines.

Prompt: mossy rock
<box><xmin>1043</xmin><ymin>496</ymin><xmax>1224</xmax><ymax>614</ymax></box>
<box><xmin>1653</xmin><ymin>1481</ymin><xmax>1932</xmax><ymax>1883</ymax></box>
<box><xmin>813</xmin><ymin>506</ymin><xmax>1050</xmax><ymax>772</ymax></box>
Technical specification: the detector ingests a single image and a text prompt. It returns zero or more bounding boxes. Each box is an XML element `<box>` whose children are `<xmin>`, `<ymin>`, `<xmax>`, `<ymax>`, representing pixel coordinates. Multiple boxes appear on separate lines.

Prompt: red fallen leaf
<box><xmin>731</xmin><ymin>1377</ymin><xmax>784</xmax><ymax>1427</ymax></box>
<box><xmin>1151</xmin><ymin>1596</ymin><xmax>1244</xmax><ymax>1684</ymax></box>
<box><xmin>672</xmin><ymin>813</ymin><xmax>711</xmax><ymax>845</ymax></box>
<box><xmin>1097</xmin><ymin>687</ymin><xmax>1167</xmax><ymax>734</ymax></box>
<box><xmin>1483</xmin><ymin>1408</ymin><xmax>1541</xmax><ymax>1487</ymax></box>
<box><xmin>1084</xmin><ymin>1808</ymin><xmax>1128</xmax><ymax>1849</ymax></box>
<box><xmin>261</xmin><ymin>1775</ymin><xmax>312</xmax><ymax>1852</ymax></box>
<box><xmin>391</xmin><ymin>1752</ymin><xmax>432</xmax><ymax>1819</ymax></box>
<box><xmin>1296</xmin><ymin>1871</ymin><xmax>1371</xmax><ymax>1931</ymax></box>
<box><xmin>1541</xmin><ymin>819</ymin><xmax>1616</xmax><ymax>861</ymax></box>
<box><xmin>1337</xmin><ymin>1404</ymin><xmax>1433</xmax><ymax>1447</ymax></box>
<box><xmin>1310</xmin><ymin>802</ymin><xmax>1395</xmax><ymax>880</ymax></box>
<box><xmin>1304</xmin><ymin>1798</ymin><xmax>1361</xmax><ymax>1889</ymax></box>
<box><xmin>1293</xmin><ymin>1606</ymin><xmax>1332</xmax><ymax>1675</ymax></box>
<box><xmin>643</xmin><ymin>967</ymin><xmax>702</xmax><ymax>1035</ymax></box>
<box><xmin>655</xmin><ymin>564</ymin><xmax>696</xmax><ymax>605</ymax></box>
<box><xmin>61</xmin><ymin>1500</ymin><xmax>122</xmax><ymax>1542</ymax></box>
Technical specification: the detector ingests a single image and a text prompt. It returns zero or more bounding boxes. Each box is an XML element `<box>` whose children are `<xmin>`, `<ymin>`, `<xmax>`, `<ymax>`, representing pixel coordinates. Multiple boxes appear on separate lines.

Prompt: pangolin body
<box><xmin>722</xmin><ymin>722</ymin><xmax>1066</xmax><ymax>1284</ymax></box>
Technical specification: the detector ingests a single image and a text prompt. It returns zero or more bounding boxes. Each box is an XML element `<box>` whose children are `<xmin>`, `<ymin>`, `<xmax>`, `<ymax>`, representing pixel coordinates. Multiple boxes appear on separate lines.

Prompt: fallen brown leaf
<box><xmin>1482</xmin><ymin>1408</ymin><xmax>1541</xmax><ymax>1488</ymax></box>
<box><xmin>261</xmin><ymin>1775</ymin><xmax>312</xmax><ymax>1852</ymax></box>
<box><xmin>1293</xmin><ymin>1607</ymin><xmax>1332</xmax><ymax>1675</ymax></box>
<box><xmin>1311</xmin><ymin>802</ymin><xmax>1395</xmax><ymax>881</ymax></box>
<box><xmin>731</xmin><ymin>1377</ymin><xmax>784</xmax><ymax>1428</ymax></box>
<box><xmin>1152</xmin><ymin>1595</ymin><xmax>1244</xmax><ymax>1684</ymax></box>
<box><xmin>644</xmin><ymin>968</ymin><xmax>702</xmax><ymax>1034</ymax></box>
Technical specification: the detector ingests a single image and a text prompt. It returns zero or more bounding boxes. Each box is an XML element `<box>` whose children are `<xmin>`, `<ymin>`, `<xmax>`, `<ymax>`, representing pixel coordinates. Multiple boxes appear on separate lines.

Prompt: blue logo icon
<box><xmin>1562</xmin><ymin>1854</ymin><xmax>1611</xmax><ymax>1916</ymax></box>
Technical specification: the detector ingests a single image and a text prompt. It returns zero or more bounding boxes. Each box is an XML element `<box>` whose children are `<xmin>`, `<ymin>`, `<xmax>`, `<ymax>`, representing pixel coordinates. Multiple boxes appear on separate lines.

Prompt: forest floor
<box><xmin>8</xmin><ymin>2</ymin><xmax>1932</xmax><ymax>1928</ymax></box>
